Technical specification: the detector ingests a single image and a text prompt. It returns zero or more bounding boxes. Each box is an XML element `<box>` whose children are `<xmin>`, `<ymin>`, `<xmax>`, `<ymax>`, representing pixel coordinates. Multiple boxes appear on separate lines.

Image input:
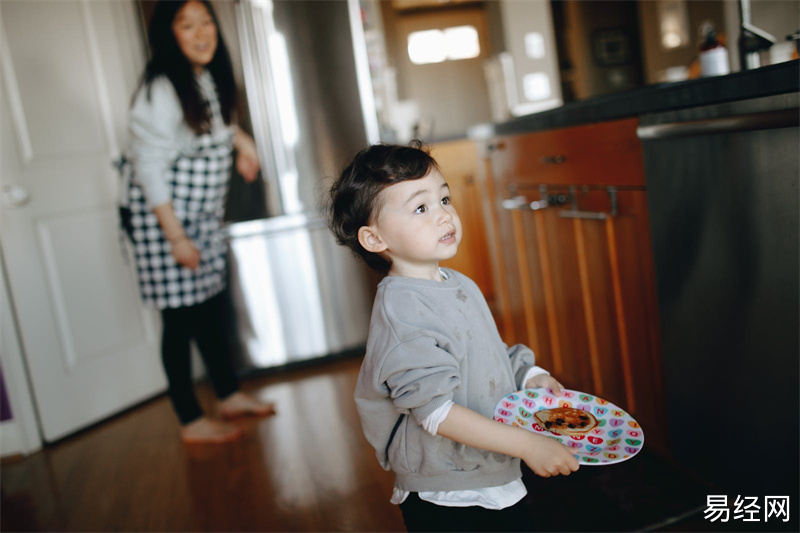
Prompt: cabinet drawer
<box><xmin>489</xmin><ymin>118</ymin><xmax>645</xmax><ymax>187</ymax></box>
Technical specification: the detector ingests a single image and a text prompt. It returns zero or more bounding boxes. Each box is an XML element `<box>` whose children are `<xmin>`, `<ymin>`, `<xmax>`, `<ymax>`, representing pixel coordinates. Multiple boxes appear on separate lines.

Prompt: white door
<box><xmin>0</xmin><ymin>0</ymin><xmax>166</xmax><ymax>442</ymax></box>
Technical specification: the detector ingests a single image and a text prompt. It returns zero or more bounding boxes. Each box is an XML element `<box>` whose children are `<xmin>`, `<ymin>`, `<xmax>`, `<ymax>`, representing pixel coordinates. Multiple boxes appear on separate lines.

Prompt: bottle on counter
<box><xmin>788</xmin><ymin>31</ymin><xmax>800</xmax><ymax>60</ymax></box>
<box><xmin>698</xmin><ymin>21</ymin><xmax>730</xmax><ymax>77</ymax></box>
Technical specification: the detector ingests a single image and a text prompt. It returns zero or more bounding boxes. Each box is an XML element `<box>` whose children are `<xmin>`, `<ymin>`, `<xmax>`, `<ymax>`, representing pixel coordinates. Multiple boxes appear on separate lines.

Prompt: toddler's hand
<box><xmin>523</xmin><ymin>433</ymin><xmax>580</xmax><ymax>478</ymax></box>
<box><xmin>525</xmin><ymin>373</ymin><xmax>566</xmax><ymax>396</ymax></box>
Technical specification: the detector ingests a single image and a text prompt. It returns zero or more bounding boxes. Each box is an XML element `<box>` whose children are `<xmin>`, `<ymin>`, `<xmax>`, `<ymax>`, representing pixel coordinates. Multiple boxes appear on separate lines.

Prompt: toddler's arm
<box><xmin>437</xmin><ymin>404</ymin><xmax>580</xmax><ymax>478</ymax></box>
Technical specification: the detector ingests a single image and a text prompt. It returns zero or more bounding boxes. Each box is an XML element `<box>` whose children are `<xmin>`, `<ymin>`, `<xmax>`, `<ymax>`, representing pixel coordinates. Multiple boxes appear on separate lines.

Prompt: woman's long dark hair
<box><xmin>140</xmin><ymin>0</ymin><xmax>236</xmax><ymax>134</ymax></box>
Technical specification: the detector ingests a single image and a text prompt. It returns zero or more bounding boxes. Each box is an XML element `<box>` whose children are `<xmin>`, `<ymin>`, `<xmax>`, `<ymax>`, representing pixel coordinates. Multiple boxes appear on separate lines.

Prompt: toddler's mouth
<box><xmin>440</xmin><ymin>231</ymin><xmax>455</xmax><ymax>242</ymax></box>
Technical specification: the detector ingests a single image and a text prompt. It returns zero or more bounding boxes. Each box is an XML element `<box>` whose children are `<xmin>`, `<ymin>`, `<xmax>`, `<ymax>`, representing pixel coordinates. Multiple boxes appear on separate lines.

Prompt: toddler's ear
<box><xmin>358</xmin><ymin>226</ymin><xmax>387</xmax><ymax>253</ymax></box>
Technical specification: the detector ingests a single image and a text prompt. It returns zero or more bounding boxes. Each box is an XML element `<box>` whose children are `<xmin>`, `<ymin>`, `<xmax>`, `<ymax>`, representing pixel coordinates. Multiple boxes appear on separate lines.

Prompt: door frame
<box><xmin>0</xmin><ymin>250</ymin><xmax>42</xmax><ymax>457</ymax></box>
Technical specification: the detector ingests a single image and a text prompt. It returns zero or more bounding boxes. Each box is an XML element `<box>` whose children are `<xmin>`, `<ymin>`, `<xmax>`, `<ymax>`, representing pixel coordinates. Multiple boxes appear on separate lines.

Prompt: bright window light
<box><xmin>657</xmin><ymin>0</ymin><xmax>689</xmax><ymax>50</ymax></box>
<box><xmin>408</xmin><ymin>30</ymin><xmax>447</xmax><ymax>65</ymax></box>
<box><xmin>523</xmin><ymin>72</ymin><xmax>551</xmax><ymax>101</ymax></box>
<box><xmin>407</xmin><ymin>25</ymin><xmax>480</xmax><ymax>65</ymax></box>
<box><xmin>268</xmin><ymin>33</ymin><xmax>299</xmax><ymax>146</ymax></box>
<box><xmin>525</xmin><ymin>32</ymin><xmax>545</xmax><ymax>59</ymax></box>
<box><xmin>444</xmin><ymin>26</ymin><xmax>480</xmax><ymax>60</ymax></box>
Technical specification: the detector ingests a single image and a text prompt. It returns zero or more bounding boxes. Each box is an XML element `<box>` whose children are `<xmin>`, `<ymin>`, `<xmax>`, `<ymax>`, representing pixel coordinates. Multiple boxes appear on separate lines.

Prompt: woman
<box><xmin>122</xmin><ymin>0</ymin><xmax>274</xmax><ymax>443</ymax></box>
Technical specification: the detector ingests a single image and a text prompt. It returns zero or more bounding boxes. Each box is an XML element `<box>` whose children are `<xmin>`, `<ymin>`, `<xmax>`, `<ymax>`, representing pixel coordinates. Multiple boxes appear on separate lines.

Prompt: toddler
<box><xmin>326</xmin><ymin>142</ymin><xmax>579</xmax><ymax>532</ymax></box>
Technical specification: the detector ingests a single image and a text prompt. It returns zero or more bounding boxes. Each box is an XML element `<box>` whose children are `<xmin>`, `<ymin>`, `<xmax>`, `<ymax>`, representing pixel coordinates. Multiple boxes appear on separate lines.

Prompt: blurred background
<box><xmin>1</xmin><ymin>1</ymin><xmax>797</xmax><ymax>530</ymax></box>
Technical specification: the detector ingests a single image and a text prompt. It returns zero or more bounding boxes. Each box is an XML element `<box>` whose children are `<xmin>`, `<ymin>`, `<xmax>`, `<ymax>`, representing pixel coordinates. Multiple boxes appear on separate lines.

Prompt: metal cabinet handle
<box><xmin>540</xmin><ymin>155</ymin><xmax>566</xmax><ymax>164</ymax></box>
<box><xmin>636</xmin><ymin>109</ymin><xmax>798</xmax><ymax>140</ymax></box>
<box><xmin>502</xmin><ymin>185</ymin><xmax>569</xmax><ymax>211</ymax></box>
<box><xmin>559</xmin><ymin>186</ymin><xmax>618</xmax><ymax>219</ymax></box>
<box><xmin>502</xmin><ymin>186</ymin><xmax>618</xmax><ymax>218</ymax></box>
<box><xmin>501</xmin><ymin>195</ymin><xmax>551</xmax><ymax>211</ymax></box>
<box><xmin>559</xmin><ymin>210</ymin><xmax>609</xmax><ymax>220</ymax></box>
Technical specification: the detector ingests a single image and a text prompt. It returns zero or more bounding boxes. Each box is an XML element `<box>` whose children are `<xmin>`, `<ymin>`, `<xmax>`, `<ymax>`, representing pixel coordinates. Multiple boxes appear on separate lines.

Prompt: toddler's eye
<box><xmin>414</xmin><ymin>204</ymin><xmax>428</xmax><ymax>214</ymax></box>
<box><xmin>441</xmin><ymin>196</ymin><xmax>451</xmax><ymax>206</ymax></box>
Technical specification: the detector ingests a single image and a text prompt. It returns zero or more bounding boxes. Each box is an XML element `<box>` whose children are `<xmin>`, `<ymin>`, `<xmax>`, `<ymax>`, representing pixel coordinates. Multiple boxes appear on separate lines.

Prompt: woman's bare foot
<box><xmin>180</xmin><ymin>417</ymin><xmax>243</xmax><ymax>444</ymax></box>
<box><xmin>218</xmin><ymin>391</ymin><xmax>276</xmax><ymax>420</ymax></box>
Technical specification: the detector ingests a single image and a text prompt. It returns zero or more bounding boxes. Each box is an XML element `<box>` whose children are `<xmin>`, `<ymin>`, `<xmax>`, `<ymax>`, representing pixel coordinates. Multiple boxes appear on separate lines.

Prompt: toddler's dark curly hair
<box><xmin>326</xmin><ymin>141</ymin><xmax>438</xmax><ymax>272</ymax></box>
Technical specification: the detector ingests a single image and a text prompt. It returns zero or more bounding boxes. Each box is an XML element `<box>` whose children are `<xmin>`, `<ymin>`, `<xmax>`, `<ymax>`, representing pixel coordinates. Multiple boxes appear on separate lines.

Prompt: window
<box><xmin>407</xmin><ymin>25</ymin><xmax>480</xmax><ymax>65</ymax></box>
<box><xmin>524</xmin><ymin>32</ymin><xmax>545</xmax><ymax>59</ymax></box>
<box><xmin>523</xmin><ymin>72</ymin><xmax>551</xmax><ymax>101</ymax></box>
<box><xmin>657</xmin><ymin>0</ymin><xmax>689</xmax><ymax>50</ymax></box>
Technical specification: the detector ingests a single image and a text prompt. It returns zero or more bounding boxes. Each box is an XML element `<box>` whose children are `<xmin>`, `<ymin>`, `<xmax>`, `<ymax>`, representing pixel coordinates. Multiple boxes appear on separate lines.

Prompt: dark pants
<box><xmin>160</xmin><ymin>293</ymin><xmax>239</xmax><ymax>425</ymax></box>
<box><xmin>399</xmin><ymin>492</ymin><xmax>533</xmax><ymax>532</ymax></box>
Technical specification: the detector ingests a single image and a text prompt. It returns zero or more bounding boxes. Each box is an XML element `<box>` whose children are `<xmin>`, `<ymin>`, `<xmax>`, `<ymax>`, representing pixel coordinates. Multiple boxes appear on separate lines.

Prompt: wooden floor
<box><xmin>4</xmin><ymin>354</ymin><xmax>792</xmax><ymax>532</ymax></box>
<box><xmin>1</xmin><ymin>356</ymin><xmax>404</xmax><ymax>532</ymax></box>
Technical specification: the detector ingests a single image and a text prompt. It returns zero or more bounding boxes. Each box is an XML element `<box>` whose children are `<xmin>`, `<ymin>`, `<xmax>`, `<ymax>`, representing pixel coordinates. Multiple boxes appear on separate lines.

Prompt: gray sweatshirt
<box><xmin>354</xmin><ymin>268</ymin><xmax>536</xmax><ymax>492</ymax></box>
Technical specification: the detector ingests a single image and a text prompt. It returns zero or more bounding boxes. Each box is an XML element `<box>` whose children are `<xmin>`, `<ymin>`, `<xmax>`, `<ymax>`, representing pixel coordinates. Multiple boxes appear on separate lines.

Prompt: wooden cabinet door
<box><xmin>434</xmin><ymin>140</ymin><xmax>495</xmax><ymax>306</ymax></box>
<box><xmin>490</xmin><ymin>183</ymin><xmax>667</xmax><ymax>453</ymax></box>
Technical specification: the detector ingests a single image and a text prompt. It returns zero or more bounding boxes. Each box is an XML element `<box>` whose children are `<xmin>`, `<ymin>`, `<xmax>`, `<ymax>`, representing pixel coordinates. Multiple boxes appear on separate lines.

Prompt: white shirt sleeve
<box><xmin>522</xmin><ymin>365</ymin><xmax>550</xmax><ymax>388</ymax></box>
<box><xmin>420</xmin><ymin>367</ymin><xmax>549</xmax><ymax>436</ymax></box>
<box><xmin>421</xmin><ymin>366</ymin><xmax>550</xmax><ymax>434</ymax></box>
<box><xmin>421</xmin><ymin>399</ymin><xmax>453</xmax><ymax>435</ymax></box>
<box><xmin>128</xmin><ymin>77</ymin><xmax>185</xmax><ymax>208</ymax></box>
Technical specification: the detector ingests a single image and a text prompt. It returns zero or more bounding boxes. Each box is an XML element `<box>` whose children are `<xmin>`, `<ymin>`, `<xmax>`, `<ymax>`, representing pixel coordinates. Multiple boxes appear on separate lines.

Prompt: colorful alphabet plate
<box><xmin>493</xmin><ymin>388</ymin><xmax>644</xmax><ymax>465</ymax></box>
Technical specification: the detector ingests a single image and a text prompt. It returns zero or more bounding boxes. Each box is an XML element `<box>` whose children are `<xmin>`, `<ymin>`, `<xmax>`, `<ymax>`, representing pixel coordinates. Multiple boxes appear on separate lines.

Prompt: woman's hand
<box><xmin>153</xmin><ymin>203</ymin><xmax>199</xmax><ymax>269</ymax></box>
<box><xmin>234</xmin><ymin>129</ymin><xmax>260</xmax><ymax>183</ymax></box>
<box><xmin>525</xmin><ymin>373</ymin><xmax>566</xmax><ymax>396</ymax></box>
<box><xmin>171</xmin><ymin>237</ymin><xmax>200</xmax><ymax>270</ymax></box>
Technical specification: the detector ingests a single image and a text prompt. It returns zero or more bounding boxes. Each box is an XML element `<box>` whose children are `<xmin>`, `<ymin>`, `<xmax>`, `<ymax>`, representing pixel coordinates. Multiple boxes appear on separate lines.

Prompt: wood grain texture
<box><xmin>433</xmin><ymin>139</ymin><xmax>494</xmax><ymax>305</ymax></box>
<box><xmin>479</xmin><ymin>152</ymin><xmax>514</xmax><ymax>341</ymax></box>
<box><xmin>490</xmin><ymin>118</ymin><xmax>645</xmax><ymax>187</ymax></box>
<box><xmin>0</xmin><ymin>357</ymin><xmax>404</xmax><ymax>532</ymax></box>
<box><xmin>511</xmin><ymin>210</ymin><xmax>539</xmax><ymax>352</ymax></box>
<box><xmin>479</xmin><ymin>118</ymin><xmax>668</xmax><ymax>454</ymax></box>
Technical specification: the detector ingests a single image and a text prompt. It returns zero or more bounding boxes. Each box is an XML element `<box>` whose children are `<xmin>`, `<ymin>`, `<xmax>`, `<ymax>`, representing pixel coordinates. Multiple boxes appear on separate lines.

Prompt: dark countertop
<box><xmin>469</xmin><ymin>60</ymin><xmax>798</xmax><ymax>139</ymax></box>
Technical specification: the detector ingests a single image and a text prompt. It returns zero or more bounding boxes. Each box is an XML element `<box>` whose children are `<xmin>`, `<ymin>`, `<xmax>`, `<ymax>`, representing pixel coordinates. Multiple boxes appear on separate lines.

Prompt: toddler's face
<box><xmin>368</xmin><ymin>168</ymin><xmax>462</xmax><ymax>278</ymax></box>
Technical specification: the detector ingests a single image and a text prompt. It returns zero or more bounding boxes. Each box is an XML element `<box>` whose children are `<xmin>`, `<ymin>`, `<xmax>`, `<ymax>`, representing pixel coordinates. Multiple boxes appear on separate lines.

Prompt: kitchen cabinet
<box><xmin>432</xmin><ymin>139</ymin><xmax>496</xmax><ymax>315</ymax></box>
<box><xmin>478</xmin><ymin>118</ymin><xmax>668</xmax><ymax>453</ymax></box>
<box><xmin>391</xmin><ymin>0</ymin><xmax>480</xmax><ymax>11</ymax></box>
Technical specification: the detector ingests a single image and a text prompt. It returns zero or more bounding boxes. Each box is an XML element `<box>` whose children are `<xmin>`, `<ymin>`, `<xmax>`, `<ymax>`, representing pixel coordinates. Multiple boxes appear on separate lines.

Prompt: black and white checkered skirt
<box><xmin>124</xmin><ymin>134</ymin><xmax>233</xmax><ymax>309</ymax></box>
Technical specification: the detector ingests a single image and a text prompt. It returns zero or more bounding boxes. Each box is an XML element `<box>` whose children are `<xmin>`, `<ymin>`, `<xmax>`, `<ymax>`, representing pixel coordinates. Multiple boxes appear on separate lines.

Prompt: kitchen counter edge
<box><xmin>468</xmin><ymin>60</ymin><xmax>799</xmax><ymax>139</ymax></box>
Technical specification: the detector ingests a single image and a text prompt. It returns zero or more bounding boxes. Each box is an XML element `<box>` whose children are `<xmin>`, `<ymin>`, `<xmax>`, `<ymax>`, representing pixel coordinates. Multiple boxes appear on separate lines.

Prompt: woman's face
<box><xmin>172</xmin><ymin>1</ymin><xmax>218</xmax><ymax>73</ymax></box>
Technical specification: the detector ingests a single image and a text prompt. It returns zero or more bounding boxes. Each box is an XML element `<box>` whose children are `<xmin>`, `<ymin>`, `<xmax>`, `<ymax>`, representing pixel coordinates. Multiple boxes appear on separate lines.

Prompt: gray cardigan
<box><xmin>354</xmin><ymin>269</ymin><xmax>535</xmax><ymax>492</ymax></box>
<box><xmin>123</xmin><ymin>71</ymin><xmax>232</xmax><ymax>208</ymax></box>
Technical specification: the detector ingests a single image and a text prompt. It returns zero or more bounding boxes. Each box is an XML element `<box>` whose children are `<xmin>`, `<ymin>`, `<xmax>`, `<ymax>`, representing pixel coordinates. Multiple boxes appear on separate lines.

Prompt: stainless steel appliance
<box><xmin>225</xmin><ymin>214</ymin><xmax>375</xmax><ymax>370</ymax></box>
<box><xmin>639</xmin><ymin>92</ymin><xmax>799</xmax><ymax>496</ymax></box>
<box><xmin>213</xmin><ymin>0</ymin><xmax>379</xmax><ymax>370</ymax></box>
